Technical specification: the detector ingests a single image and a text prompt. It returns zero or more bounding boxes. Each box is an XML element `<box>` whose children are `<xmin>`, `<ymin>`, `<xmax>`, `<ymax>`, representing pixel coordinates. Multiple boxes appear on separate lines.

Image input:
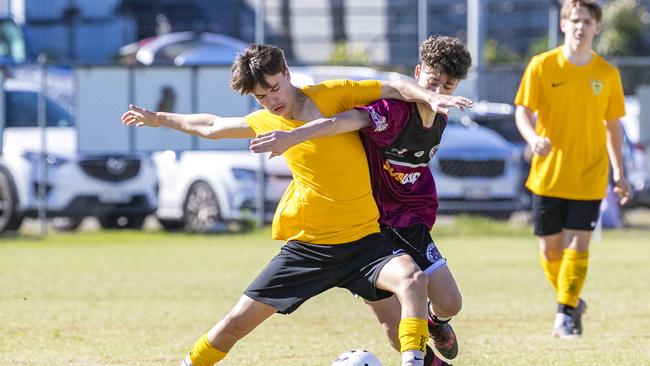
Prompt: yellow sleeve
<box><xmin>605</xmin><ymin>68</ymin><xmax>625</xmax><ymax>122</ymax></box>
<box><xmin>514</xmin><ymin>56</ymin><xmax>541</xmax><ymax>111</ymax></box>
<box><xmin>302</xmin><ymin>79</ymin><xmax>382</xmax><ymax>116</ymax></box>
<box><xmin>244</xmin><ymin>110</ymin><xmax>269</xmax><ymax>135</ymax></box>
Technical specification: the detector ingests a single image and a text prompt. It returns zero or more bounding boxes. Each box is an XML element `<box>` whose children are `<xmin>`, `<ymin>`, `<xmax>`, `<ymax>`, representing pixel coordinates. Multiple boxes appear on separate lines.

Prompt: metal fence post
<box><xmin>37</xmin><ymin>54</ymin><xmax>48</xmax><ymax>237</ymax></box>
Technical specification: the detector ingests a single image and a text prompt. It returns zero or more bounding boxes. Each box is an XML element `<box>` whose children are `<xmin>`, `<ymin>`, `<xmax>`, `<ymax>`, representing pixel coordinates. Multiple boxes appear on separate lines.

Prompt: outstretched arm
<box><xmin>249</xmin><ymin>109</ymin><xmax>370</xmax><ymax>157</ymax></box>
<box><xmin>121</xmin><ymin>104</ymin><xmax>255</xmax><ymax>139</ymax></box>
<box><xmin>605</xmin><ymin>119</ymin><xmax>631</xmax><ymax>205</ymax></box>
<box><xmin>380</xmin><ymin>79</ymin><xmax>473</xmax><ymax>113</ymax></box>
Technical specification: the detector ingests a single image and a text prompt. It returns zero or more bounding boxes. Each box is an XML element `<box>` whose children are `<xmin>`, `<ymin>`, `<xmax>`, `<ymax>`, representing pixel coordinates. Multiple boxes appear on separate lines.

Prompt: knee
<box><xmin>434</xmin><ymin>292</ymin><xmax>462</xmax><ymax>318</ymax></box>
<box><xmin>400</xmin><ymin>270</ymin><xmax>429</xmax><ymax>296</ymax></box>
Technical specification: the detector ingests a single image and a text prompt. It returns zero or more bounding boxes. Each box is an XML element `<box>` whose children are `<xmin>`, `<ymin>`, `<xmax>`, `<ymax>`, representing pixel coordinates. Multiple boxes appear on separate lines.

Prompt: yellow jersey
<box><xmin>514</xmin><ymin>47</ymin><xmax>625</xmax><ymax>200</ymax></box>
<box><xmin>245</xmin><ymin>79</ymin><xmax>382</xmax><ymax>244</ymax></box>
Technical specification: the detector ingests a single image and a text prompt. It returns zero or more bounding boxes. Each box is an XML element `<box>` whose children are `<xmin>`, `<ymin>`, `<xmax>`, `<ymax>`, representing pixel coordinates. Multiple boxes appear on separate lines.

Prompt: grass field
<box><xmin>1</xmin><ymin>218</ymin><xmax>649</xmax><ymax>366</ymax></box>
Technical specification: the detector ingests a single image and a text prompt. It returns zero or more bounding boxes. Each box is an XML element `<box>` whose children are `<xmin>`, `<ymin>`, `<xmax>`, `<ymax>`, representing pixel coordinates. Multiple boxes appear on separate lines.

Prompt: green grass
<box><xmin>1</xmin><ymin>224</ymin><xmax>649</xmax><ymax>366</ymax></box>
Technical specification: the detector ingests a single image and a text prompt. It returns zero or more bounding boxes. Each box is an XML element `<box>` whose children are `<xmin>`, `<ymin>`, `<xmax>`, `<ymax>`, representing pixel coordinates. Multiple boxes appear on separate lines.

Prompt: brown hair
<box><xmin>419</xmin><ymin>36</ymin><xmax>472</xmax><ymax>80</ymax></box>
<box><xmin>560</xmin><ymin>0</ymin><xmax>602</xmax><ymax>22</ymax></box>
<box><xmin>230</xmin><ymin>44</ymin><xmax>288</xmax><ymax>95</ymax></box>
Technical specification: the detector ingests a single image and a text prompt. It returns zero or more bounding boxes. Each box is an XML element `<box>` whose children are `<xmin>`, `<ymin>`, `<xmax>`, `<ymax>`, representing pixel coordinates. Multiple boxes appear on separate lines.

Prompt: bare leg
<box><xmin>207</xmin><ymin>295</ymin><xmax>277</xmax><ymax>352</ymax></box>
<box><xmin>426</xmin><ymin>265</ymin><xmax>461</xmax><ymax>319</ymax></box>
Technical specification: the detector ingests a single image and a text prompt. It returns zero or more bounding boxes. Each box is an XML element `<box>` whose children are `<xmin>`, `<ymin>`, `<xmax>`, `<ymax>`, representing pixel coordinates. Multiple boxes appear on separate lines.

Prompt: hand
<box><xmin>613</xmin><ymin>177</ymin><xmax>631</xmax><ymax>205</ymax></box>
<box><xmin>121</xmin><ymin>104</ymin><xmax>161</xmax><ymax>128</ymax></box>
<box><xmin>426</xmin><ymin>94</ymin><xmax>473</xmax><ymax>114</ymax></box>
<box><xmin>530</xmin><ymin>136</ymin><xmax>552</xmax><ymax>156</ymax></box>
<box><xmin>249</xmin><ymin>130</ymin><xmax>296</xmax><ymax>158</ymax></box>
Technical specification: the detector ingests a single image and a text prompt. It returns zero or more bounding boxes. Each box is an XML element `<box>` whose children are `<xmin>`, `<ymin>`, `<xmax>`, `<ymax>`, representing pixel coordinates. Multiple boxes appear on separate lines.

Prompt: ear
<box><xmin>595</xmin><ymin>21</ymin><xmax>601</xmax><ymax>35</ymax></box>
<box><xmin>559</xmin><ymin>18</ymin><xmax>567</xmax><ymax>34</ymax></box>
<box><xmin>415</xmin><ymin>64</ymin><xmax>422</xmax><ymax>80</ymax></box>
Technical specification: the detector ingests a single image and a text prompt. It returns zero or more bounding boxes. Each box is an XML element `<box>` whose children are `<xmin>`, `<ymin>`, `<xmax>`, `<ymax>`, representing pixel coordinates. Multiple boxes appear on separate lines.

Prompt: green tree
<box><xmin>328</xmin><ymin>41</ymin><xmax>370</xmax><ymax>66</ymax></box>
<box><xmin>484</xmin><ymin>38</ymin><xmax>521</xmax><ymax>65</ymax></box>
<box><xmin>597</xmin><ymin>0</ymin><xmax>649</xmax><ymax>56</ymax></box>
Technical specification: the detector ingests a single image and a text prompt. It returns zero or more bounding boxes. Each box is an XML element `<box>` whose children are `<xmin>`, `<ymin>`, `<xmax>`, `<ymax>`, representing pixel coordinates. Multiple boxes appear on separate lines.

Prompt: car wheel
<box><xmin>52</xmin><ymin>217</ymin><xmax>84</xmax><ymax>231</ymax></box>
<box><xmin>0</xmin><ymin>168</ymin><xmax>24</xmax><ymax>232</ymax></box>
<box><xmin>98</xmin><ymin>214</ymin><xmax>146</xmax><ymax>229</ymax></box>
<box><xmin>183</xmin><ymin>181</ymin><xmax>220</xmax><ymax>233</ymax></box>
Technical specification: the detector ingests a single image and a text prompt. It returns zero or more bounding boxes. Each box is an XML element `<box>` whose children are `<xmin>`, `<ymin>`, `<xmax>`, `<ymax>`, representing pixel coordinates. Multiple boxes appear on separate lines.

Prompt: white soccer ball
<box><xmin>332</xmin><ymin>349</ymin><xmax>383</xmax><ymax>366</ymax></box>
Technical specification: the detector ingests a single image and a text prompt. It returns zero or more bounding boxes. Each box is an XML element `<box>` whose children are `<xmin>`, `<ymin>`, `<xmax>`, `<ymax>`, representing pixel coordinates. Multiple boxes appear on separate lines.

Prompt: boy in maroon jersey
<box><xmin>250</xmin><ymin>36</ymin><xmax>471</xmax><ymax>364</ymax></box>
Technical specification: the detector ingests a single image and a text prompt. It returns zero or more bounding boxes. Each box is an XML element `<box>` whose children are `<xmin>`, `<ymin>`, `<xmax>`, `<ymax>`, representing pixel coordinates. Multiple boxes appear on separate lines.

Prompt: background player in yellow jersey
<box><xmin>122</xmin><ymin>44</ymin><xmax>472</xmax><ymax>366</ymax></box>
<box><xmin>514</xmin><ymin>0</ymin><xmax>630</xmax><ymax>338</ymax></box>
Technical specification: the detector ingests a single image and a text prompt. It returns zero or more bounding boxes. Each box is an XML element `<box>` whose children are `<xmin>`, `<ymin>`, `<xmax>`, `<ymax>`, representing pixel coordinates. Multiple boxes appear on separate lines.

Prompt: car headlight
<box><xmin>231</xmin><ymin>168</ymin><xmax>257</xmax><ymax>182</ymax></box>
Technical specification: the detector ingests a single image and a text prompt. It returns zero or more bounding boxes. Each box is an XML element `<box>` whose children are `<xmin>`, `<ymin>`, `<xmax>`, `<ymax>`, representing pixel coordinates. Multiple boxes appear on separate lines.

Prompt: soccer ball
<box><xmin>332</xmin><ymin>349</ymin><xmax>382</xmax><ymax>366</ymax></box>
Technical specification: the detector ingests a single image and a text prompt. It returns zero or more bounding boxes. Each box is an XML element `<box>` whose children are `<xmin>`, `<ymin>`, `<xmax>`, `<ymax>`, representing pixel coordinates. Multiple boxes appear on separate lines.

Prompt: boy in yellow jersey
<box><xmin>249</xmin><ymin>36</ymin><xmax>470</xmax><ymax>364</ymax></box>
<box><xmin>514</xmin><ymin>0</ymin><xmax>630</xmax><ymax>338</ymax></box>
<box><xmin>121</xmin><ymin>44</ymin><xmax>472</xmax><ymax>366</ymax></box>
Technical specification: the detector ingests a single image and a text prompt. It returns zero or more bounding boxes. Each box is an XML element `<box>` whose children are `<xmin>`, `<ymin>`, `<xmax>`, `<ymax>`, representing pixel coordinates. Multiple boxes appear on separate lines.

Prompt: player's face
<box><xmin>252</xmin><ymin>69</ymin><xmax>295</xmax><ymax>117</ymax></box>
<box><xmin>561</xmin><ymin>6</ymin><xmax>600</xmax><ymax>48</ymax></box>
<box><xmin>415</xmin><ymin>65</ymin><xmax>459</xmax><ymax>95</ymax></box>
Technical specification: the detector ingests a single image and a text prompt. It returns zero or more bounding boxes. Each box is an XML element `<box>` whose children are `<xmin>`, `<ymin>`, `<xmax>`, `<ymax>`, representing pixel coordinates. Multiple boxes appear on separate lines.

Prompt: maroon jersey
<box><xmin>356</xmin><ymin>99</ymin><xmax>447</xmax><ymax>230</ymax></box>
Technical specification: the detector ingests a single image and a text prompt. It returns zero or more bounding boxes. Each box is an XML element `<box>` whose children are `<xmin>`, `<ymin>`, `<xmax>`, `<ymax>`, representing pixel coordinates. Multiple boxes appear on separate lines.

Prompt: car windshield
<box><xmin>5</xmin><ymin>91</ymin><xmax>74</xmax><ymax>127</ymax></box>
<box><xmin>471</xmin><ymin>114</ymin><xmax>525</xmax><ymax>144</ymax></box>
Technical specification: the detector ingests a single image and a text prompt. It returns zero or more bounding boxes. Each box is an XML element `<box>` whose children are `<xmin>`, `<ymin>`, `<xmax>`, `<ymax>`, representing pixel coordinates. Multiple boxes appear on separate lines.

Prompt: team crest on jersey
<box><xmin>369</xmin><ymin>107</ymin><xmax>388</xmax><ymax>132</ymax></box>
<box><xmin>591</xmin><ymin>80</ymin><xmax>603</xmax><ymax>96</ymax></box>
<box><xmin>429</xmin><ymin>144</ymin><xmax>440</xmax><ymax>159</ymax></box>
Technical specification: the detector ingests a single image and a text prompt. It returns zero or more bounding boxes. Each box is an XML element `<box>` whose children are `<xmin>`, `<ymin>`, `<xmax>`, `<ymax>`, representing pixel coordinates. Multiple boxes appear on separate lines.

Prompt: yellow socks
<box><xmin>539</xmin><ymin>253</ymin><xmax>562</xmax><ymax>292</ymax></box>
<box><xmin>398</xmin><ymin>317</ymin><xmax>428</xmax><ymax>353</ymax></box>
<box><xmin>188</xmin><ymin>334</ymin><xmax>227</xmax><ymax>366</ymax></box>
<box><xmin>557</xmin><ymin>249</ymin><xmax>589</xmax><ymax>308</ymax></box>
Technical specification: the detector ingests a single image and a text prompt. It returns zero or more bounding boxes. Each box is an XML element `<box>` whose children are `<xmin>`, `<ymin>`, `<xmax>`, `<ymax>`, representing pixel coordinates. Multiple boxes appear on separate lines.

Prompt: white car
<box><xmin>0</xmin><ymin>81</ymin><xmax>158</xmax><ymax>232</ymax></box>
<box><xmin>153</xmin><ymin>149</ymin><xmax>292</xmax><ymax>232</ymax></box>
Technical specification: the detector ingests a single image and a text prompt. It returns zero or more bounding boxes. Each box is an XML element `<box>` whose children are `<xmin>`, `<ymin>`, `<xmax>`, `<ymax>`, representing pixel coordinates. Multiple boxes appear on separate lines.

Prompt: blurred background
<box><xmin>0</xmin><ymin>0</ymin><xmax>649</xmax><ymax>235</ymax></box>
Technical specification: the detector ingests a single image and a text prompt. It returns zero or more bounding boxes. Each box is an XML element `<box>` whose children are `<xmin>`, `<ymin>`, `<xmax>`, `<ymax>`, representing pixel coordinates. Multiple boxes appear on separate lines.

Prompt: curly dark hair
<box><xmin>419</xmin><ymin>36</ymin><xmax>472</xmax><ymax>80</ymax></box>
<box><xmin>230</xmin><ymin>44</ymin><xmax>288</xmax><ymax>95</ymax></box>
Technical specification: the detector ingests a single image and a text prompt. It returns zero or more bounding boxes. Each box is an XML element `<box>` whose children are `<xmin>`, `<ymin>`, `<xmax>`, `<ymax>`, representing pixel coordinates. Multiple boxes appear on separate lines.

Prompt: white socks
<box><xmin>402</xmin><ymin>350</ymin><xmax>425</xmax><ymax>366</ymax></box>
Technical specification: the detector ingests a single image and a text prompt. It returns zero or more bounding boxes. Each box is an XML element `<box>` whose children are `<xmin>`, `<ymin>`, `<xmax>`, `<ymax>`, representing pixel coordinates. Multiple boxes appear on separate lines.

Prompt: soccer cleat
<box><xmin>572</xmin><ymin>299</ymin><xmax>587</xmax><ymax>335</ymax></box>
<box><xmin>551</xmin><ymin>316</ymin><xmax>580</xmax><ymax>339</ymax></box>
<box><xmin>424</xmin><ymin>346</ymin><xmax>452</xmax><ymax>366</ymax></box>
<box><xmin>180</xmin><ymin>355</ymin><xmax>193</xmax><ymax>366</ymax></box>
<box><xmin>427</xmin><ymin>304</ymin><xmax>458</xmax><ymax>360</ymax></box>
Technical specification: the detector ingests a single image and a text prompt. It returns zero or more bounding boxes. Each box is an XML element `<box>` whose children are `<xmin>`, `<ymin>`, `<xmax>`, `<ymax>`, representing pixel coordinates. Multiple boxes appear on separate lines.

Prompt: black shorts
<box><xmin>243</xmin><ymin>233</ymin><xmax>406</xmax><ymax>314</ymax></box>
<box><xmin>380</xmin><ymin>223</ymin><xmax>447</xmax><ymax>275</ymax></box>
<box><xmin>532</xmin><ymin>194</ymin><xmax>602</xmax><ymax>236</ymax></box>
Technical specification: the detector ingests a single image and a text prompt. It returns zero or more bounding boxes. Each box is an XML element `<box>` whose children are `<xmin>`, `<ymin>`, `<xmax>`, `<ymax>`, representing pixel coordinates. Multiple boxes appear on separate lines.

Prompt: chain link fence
<box><xmin>0</xmin><ymin>60</ymin><xmax>648</xmax><ymax>236</ymax></box>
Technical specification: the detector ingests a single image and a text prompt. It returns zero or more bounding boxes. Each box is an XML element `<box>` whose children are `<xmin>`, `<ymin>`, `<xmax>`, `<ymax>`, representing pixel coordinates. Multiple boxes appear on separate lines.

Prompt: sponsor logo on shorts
<box><xmin>590</xmin><ymin>221</ymin><xmax>597</xmax><ymax>228</ymax></box>
<box><xmin>414</xmin><ymin>151</ymin><xmax>425</xmax><ymax>158</ymax></box>
<box><xmin>392</xmin><ymin>249</ymin><xmax>406</xmax><ymax>255</ymax></box>
<box><xmin>383</xmin><ymin>161</ymin><xmax>421</xmax><ymax>184</ymax></box>
<box><xmin>369</xmin><ymin>107</ymin><xmax>388</xmax><ymax>132</ymax></box>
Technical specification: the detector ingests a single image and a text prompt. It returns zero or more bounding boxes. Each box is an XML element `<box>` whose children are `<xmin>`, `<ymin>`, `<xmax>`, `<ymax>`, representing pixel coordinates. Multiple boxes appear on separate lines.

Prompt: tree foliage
<box><xmin>597</xmin><ymin>0</ymin><xmax>649</xmax><ymax>56</ymax></box>
<box><xmin>328</xmin><ymin>41</ymin><xmax>370</xmax><ymax>66</ymax></box>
